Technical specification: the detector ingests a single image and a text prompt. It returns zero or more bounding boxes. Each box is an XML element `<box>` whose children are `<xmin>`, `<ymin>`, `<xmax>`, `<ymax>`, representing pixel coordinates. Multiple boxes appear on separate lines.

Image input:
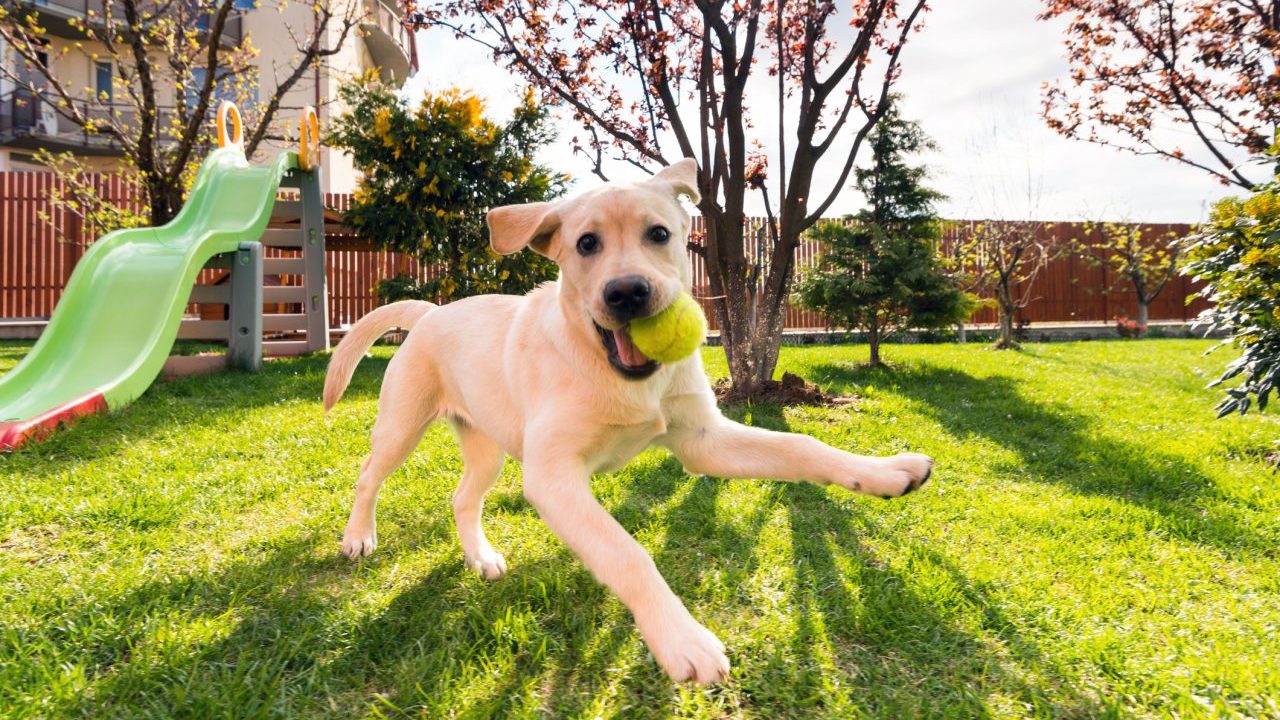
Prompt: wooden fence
<box><xmin>1</xmin><ymin>171</ymin><xmax>1211</xmax><ymax>331</ymax></box>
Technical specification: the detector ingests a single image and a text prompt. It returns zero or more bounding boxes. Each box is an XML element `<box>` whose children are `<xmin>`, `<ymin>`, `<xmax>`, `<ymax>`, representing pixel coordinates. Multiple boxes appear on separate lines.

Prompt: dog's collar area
<box><xmin>595</xmin><ymin>322</ymin><xmax>661</xmax><ymax>380</ymax></box>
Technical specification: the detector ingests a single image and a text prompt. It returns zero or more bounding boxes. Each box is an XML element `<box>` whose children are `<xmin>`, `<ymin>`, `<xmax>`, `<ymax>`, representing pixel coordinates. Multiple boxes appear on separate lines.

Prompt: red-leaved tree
<box><xmin>1040</xmin><ymin>0</ymin><xmax>1279</xmax><ymax>190</ymax></box>
<box><xmin>409</xmin><ymin>0</ymin><xmax>928</xmax><ymax>396</ymax></box>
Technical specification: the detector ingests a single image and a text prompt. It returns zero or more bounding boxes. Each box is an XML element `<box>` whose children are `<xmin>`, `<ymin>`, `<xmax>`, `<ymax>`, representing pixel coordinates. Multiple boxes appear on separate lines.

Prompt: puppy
<box><xmin>323</xmin><ymin>159</ymin><xmax>933</xmax><ymax>684</ymax></box>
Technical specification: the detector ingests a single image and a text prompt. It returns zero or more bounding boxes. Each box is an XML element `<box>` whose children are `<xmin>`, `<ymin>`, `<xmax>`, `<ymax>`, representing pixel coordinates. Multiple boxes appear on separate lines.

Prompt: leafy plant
<box><xmin>1073</xmin><ymin>221</ymin><xmax>1183</xmax><ymax>327</ymax></box>
<box><xmin>1114</xmin><ymin>315</ymin><xmax>1148</xmax><ymax>339</ymax></box>
<box><xmin>1040</xmin><ymin>0</ymin><xmax>1276</xmax><ymax>189</ymax></box>
<box><xmin>328</xmin><ymin>77</ymin><xmax>568</xmax><ymax>302</ymax></box>
<box><xmin>794</xmin><ymin>100</ymin><xmax>971</xmax><ymax>367</ymax></box>
<box><xmin>1181</xmin><ymin>142</ymin><xmax>1280</xmax><ymax>416</ymax></box>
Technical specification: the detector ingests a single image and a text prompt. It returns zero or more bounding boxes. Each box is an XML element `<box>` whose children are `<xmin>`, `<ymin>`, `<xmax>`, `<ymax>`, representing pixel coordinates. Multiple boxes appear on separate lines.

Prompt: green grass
<box><xmin>1</xmin><ymin>338</ymin><xmax>1277</xmax><ymax>719</ymax></box>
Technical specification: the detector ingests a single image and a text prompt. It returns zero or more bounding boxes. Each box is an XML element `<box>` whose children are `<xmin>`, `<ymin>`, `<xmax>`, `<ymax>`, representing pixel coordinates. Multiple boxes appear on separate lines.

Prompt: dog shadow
<box><xmin>25</xmin><ymin>379</ymin><xmax>1119</xmax><ymax>717</ymax></box>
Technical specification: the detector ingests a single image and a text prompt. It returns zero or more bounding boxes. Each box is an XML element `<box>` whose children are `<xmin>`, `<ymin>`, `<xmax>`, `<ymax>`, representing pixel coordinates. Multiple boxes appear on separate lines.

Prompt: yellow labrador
<box><xmin>323</xmin><ymin>159</ymin><xmax>933</xmax><ymax>684</ymax></box>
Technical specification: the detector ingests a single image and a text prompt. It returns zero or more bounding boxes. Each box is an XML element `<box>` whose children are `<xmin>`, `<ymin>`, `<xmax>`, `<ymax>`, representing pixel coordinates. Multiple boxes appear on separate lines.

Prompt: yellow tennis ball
<box><xmin>629</xmin><ymin>292</ymin><xmax>708</xmax><ymax>363</ymax></box>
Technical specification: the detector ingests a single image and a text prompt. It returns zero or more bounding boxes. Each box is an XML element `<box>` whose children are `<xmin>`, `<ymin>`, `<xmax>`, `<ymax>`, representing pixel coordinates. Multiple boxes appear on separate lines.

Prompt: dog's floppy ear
<box><xmin>652</xmin><ymin>157</ymin><xmax>701</xmax><ymax>204</ymax></box>
<box><xmin>487</xmin><ymin>201</ymin><xmax>561</xmax><ymax>256</ymax></box>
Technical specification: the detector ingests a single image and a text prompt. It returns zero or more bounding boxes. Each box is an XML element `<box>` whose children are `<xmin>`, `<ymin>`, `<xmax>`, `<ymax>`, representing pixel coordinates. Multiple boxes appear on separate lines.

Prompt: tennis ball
<box><xmin>629</xmin><ymin>292</ymin><xmax>707</xmax><ymax>363</ymax></box>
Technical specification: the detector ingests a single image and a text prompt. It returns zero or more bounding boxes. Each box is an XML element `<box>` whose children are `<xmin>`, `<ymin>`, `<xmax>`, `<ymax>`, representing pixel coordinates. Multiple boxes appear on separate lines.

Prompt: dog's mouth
<box><xmin>595</xmin><ymin>322</ymin><xmax>660</xmax><ymax>380</ymax></box>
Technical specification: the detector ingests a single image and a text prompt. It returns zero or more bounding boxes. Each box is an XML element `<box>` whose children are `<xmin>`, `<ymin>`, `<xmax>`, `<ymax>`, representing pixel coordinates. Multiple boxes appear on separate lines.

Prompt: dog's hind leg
<box><xmin>452</xmin><ymin>425</ymin><xmax>507</xmax><ymax>580</ymax></box>
<box><xmin>341</xmin><ymin>369</ymin><xmax>439</xmax><ymax>559</ymax></box>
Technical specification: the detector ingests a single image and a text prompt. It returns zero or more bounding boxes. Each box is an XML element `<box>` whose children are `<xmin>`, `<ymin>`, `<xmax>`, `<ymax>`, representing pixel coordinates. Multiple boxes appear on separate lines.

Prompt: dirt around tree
<box><xmin>713</xmin><ymin>372</ymin><xmax>858</xmax><ymax>407</ymax></box>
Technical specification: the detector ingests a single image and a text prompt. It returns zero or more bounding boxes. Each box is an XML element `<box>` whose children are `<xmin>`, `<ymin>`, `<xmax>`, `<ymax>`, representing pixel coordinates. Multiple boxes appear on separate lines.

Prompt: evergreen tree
<box><xmin>795</xmin><ymin>99</ymin><xmax>971</xmax><ymax>367</ymax></box>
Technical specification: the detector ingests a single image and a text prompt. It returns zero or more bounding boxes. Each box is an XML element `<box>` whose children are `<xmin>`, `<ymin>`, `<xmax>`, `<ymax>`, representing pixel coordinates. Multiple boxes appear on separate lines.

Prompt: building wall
<box><xmin>242</xmin><ymin>0</ymin><xmax>385</xmax><ymax>193</ymax></box>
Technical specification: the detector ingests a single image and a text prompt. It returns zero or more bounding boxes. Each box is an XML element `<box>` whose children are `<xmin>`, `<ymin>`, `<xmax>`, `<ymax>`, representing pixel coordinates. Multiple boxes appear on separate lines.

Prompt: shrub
<box><xmin>328</xmin><ymin>76</ymin><xmax>567</xmax><ymax>303</ymax></box>
<box><xmin>1181</xmin><ymin>142</ymin><xmax>1280</xmax><ymax>416</ymax></box>
<box><xmin>793</xmin><ymin>99</ymin><xmax>971</xmax><ymax>367</ymax></box>
<box><xmin>1114</xmin><ymin>315</ymin><xmax>1148</xmax><ymax>338</ymax></box>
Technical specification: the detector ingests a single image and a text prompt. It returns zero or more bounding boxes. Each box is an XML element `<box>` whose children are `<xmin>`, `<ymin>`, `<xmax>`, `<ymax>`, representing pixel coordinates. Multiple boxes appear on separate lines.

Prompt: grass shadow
<box><xmin>812</xmin><ymin>362</ymin><xmax>1270</xmax><ymax>556</ymax></box>
<box><xmin>780</xmin><ymin>482</ymin><xmax>1109</xmax><ymax>717</ymax></box>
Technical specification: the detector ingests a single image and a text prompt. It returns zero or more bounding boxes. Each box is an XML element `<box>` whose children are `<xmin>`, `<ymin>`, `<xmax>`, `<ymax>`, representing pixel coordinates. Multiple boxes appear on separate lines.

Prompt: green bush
<box><xmin>328</xmin><ymin>75</ymin><xmax>567</xmax><ymax>302</ymax></box>
<box><xmin>1181</xmin><ymin>144</ymin><xmax>1280</xmax><ymax>415</ymax></box>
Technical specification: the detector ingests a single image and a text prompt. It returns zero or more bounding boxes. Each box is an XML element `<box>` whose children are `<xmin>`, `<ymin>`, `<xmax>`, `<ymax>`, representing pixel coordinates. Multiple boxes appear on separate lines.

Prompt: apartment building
<box><xmin>0</xmin><ymin>0</ymin><xmax>413</xmax><ymax>192</ymax></box>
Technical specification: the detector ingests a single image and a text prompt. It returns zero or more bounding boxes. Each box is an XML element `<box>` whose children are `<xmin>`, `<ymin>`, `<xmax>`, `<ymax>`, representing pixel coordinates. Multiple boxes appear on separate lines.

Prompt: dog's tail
<box><xmin>324</xmin><ymin>300</ymin><xmax>435</xmax><ymax>412</ymax></box>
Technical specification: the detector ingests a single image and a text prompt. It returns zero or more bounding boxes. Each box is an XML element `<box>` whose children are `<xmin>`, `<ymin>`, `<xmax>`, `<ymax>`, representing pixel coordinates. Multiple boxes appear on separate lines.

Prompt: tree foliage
<box><xmin>1181</xmin><ymin>142</ymin><xmax>1280</xmax><ymax>416</ymax></box>
<box><xmin>327</xmin><ymin>76</ymin><xmax>567</xmax><ymax>303</ymax></box>
<box><xmin>794</xmin><ymin>102</ymin><xmax>970</xmax><ymax>367</ymax></box>
<box><xmin>408</xmin><ymin>0</ymin><xmax>929</xmax><ymax>396</ymax></box>
<box><xmin>0</xmin><ymin>0</ymin><xmax>359</xmax><ymax>225</ymax></box>
<box><xmin>1040</xmin><ymin>0</ymin><xmax>1278</xmax><ymax>189</ymax></box>
<box><xmin>1072</xmin><ymin>221</ymin><xmax>1183</xmax><ymax>328</ymax></box>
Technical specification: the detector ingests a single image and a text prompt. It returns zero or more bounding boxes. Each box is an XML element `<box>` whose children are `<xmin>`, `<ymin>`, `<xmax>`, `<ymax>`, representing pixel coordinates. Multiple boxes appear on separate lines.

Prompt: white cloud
<box><xmin>406</xmin><ymin>2</ymin><xmax>1240</xmax><ymax>223</ymax></box>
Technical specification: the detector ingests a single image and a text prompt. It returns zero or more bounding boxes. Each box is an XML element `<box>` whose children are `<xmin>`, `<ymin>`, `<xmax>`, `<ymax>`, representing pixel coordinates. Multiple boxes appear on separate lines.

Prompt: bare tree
<box><xmin>955</xmin><ymin>106</ymin><xmax>1060</xmax><ymax>348</ymax></box>
<box><xmin>958</xmin><ymin>220</ymin><xmax>1056</xmax><ymax>348</ymax></box>
<box><xmin>0</xmin><ymin>0</ymin><xmax>360</xmax><ymax>225</ymax></box>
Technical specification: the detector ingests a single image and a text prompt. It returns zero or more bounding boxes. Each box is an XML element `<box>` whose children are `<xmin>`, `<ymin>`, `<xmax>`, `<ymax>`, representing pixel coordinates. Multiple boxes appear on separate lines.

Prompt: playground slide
<box><xmin>0</xmin><ymin>147</ymin><xmax>298</xmax><ymax>450</ymax></box>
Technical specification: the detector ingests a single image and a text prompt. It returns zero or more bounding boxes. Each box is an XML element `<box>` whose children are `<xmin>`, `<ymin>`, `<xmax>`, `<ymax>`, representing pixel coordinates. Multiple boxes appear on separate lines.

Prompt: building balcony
<box><xmin>12</xmin><ymin>0</ymin><xmax>243</xmax><ymax>47</ymax></box>
<box><xmin>0</xmin><ymin>89</ymin><xmax>204</xmax><ymax>157</ymax></box>
<box><xmin>361</xmin><ymin>0</ymin><xmax>412</xmax><ymax>86</ymax></box>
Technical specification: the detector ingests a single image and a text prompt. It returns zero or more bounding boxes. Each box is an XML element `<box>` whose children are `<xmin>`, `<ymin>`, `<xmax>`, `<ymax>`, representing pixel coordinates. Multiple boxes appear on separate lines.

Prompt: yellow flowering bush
<box><xmin>1182</xmin><ymin>142</ymin><xmax>1280</xmax><ymax>416</ymax></box>
<box><xmin>327</xmin><ymin>75</ymin><xmax>566</xmax><ymax>303</ymax></box>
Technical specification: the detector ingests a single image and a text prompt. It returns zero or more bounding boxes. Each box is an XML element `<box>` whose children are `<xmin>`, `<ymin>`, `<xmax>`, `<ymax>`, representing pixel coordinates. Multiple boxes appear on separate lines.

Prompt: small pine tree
<box><xmin>794</xmin><ymin>99</ymin><xmax>971</xmax><ymax>367</ymax></box>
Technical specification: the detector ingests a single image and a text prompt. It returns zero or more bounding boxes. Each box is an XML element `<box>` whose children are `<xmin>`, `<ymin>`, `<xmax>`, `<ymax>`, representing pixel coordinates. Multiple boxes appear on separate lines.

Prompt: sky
<box><xmin>403</xmin><ymin>0</ymin><xmax>1241</xmax><ymax>223</ymax></box>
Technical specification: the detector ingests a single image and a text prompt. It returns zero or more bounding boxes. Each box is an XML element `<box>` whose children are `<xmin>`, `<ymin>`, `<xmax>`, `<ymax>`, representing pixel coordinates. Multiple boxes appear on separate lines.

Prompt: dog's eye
<box><xmin>648</xmin><ymin>226</ymin><xmax>671</xmax><ymax>245</ymax></box>
<box><xmin>576</xmin><ymin>233</ymin><xmax>601</xmax><ymax>256</ymax></box>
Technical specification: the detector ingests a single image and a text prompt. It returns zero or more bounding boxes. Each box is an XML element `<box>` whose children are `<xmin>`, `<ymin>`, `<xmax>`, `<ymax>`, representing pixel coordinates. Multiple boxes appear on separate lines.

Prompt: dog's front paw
<box><xmin>877</xmin><ymin>452</ymin><xmax>933</xmax><ymax>498</ymax></box>
<box><xmin>464</xmin><ymin>548</ymin><xmax>508</xmax><ymax>580</ymax></box>
<box><xmin>640</xmin><ymin>612</ymin><xmax>731</xmax><ymax>685</ymax></box>
<box><xmin>341</xmin><ymin>523</ymin><xmax>377</xmax><ymax>559</ymax></box>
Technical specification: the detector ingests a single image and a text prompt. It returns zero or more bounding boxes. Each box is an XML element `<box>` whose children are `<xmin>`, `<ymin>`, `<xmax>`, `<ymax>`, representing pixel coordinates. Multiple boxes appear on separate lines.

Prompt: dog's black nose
<box><xmin>603</xmin><ymin>275</ymin><xmax>652</xmax><ymax>321</ymax></box>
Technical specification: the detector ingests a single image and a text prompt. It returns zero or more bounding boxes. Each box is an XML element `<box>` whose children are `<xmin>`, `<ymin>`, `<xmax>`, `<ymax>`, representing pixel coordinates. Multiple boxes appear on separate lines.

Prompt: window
<box><xmin>186</xmin><ymin>67</ymin><xmax>208</xmax><ymax>109</ymax></box>
<box><xmin>17</xmin><ymin>38</ymin><xmax>49</xmax><ymax>86</ymax></box>
<box><xmin>95</xmin><ymin>61</ymin><xmax>113</xmax><ymax>104</ymax></box>
<box><xmin>185</xmin><ymin>68</ymin><xmax>254</xmax><ymax>111</ymax></box>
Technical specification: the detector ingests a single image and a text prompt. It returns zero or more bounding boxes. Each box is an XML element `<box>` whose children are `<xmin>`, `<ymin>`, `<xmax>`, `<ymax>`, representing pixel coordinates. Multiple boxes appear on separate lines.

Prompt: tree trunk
<box><xmin>993</xmin><ymin>277</ymin><xmax>1018</xmax><ymax>349</ymax></box>
<box><xmin>1136</xmin><ymin>301</ymin><xmax>1149</xmax><ymax>328</ymax></box>
<box><xmin>708</xmin><ymin>207</ymin><xmax>797</xmax><ymax>397</ymax></box>
<box><xmin>147</xmin><ymin>179</ymin><xmax>183</xmax><ymax>227</ymax></box>
<box><xmin>996</xmin><ymin>302</ymin><xmax>1017</xmax><ymax>349</ymax></box>
<box><xmin>956</xmin><ymin>321</ymin><xmax>967</xmax><ymax>343</ymax></box>
<box><xmin>868</xmin><ymin>315</ymin><xmax>882</xmax><ymax>367</ymax></box>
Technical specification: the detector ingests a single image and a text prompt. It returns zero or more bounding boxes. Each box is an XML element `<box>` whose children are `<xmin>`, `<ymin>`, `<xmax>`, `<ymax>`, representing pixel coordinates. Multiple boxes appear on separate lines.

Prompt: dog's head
<box><xmin>487</xmin><ymin>159</ymin><xmax>701</xmax><ymax>380</ymax></box>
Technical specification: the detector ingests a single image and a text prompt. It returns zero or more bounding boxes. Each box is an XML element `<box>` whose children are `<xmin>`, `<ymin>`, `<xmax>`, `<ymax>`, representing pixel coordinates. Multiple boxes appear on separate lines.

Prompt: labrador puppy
<box><xmin>323</xmin><ymin>159</ymin><xmax>933</xmax><ymax>684</ymax></box>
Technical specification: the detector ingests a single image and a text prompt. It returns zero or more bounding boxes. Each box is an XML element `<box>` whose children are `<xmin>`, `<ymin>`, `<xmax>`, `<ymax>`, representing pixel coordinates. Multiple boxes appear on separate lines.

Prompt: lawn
<box><xmin>1</xmin><ymin>339</ymin><xmax>1277</xmax><ymax>719</ymax></box>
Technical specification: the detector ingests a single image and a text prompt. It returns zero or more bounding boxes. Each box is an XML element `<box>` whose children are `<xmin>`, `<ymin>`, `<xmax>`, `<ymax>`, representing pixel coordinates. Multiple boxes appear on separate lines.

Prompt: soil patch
<box><xmin>713</xmin><ymin>371</ymin><xmax>858</xmax><ymax>407</ymax></box>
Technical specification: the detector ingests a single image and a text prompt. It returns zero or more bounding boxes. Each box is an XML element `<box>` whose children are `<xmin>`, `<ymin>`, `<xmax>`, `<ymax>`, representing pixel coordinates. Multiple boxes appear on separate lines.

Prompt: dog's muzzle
<box><xmin>595</xmin><ymin>321</ymin><xmax>660</xmax><ymax>380</ymax></box>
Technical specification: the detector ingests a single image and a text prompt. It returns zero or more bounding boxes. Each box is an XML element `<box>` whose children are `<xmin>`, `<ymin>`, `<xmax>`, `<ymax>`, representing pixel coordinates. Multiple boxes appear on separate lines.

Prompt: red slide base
<box><xmin>0</xmin><ymin>392</ymin><xmax>108</xmax><ymax>452</ymax></box>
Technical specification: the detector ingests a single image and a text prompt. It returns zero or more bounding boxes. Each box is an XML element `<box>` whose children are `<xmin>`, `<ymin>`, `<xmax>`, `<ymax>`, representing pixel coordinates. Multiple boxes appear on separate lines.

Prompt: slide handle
<box><xmin>299</xmin><ymin>106</ymin><xmax>320</xmax><ymax>172</ymax></box>
<box><xmin>217</xmin><ymin>101</ymin><xmax>244</xmax><ymax>151</ymax></box>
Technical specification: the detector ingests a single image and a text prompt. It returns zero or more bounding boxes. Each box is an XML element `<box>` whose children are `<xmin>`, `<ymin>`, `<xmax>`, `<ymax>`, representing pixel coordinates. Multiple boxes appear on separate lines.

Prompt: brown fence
<box><xmin>1</xmin><ymin>172</ymin><xmax>1210</xmax><ymax>331</ymax></box>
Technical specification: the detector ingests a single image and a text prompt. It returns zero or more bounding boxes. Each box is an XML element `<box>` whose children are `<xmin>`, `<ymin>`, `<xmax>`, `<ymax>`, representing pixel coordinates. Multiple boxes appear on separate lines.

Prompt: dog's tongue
<box><xmin>613</xmin><ymin>327</ymin><xmax>651</xmax><ymax>368</ymax></box>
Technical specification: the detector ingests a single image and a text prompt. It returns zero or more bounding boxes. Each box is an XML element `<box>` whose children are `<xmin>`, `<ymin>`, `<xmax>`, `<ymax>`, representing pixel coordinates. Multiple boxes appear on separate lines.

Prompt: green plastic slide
<box><xmin>0</xmin><ymin>147</ymin><xmax>297</xmax><ymax>450</ymax></box>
